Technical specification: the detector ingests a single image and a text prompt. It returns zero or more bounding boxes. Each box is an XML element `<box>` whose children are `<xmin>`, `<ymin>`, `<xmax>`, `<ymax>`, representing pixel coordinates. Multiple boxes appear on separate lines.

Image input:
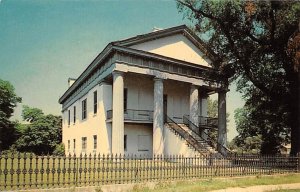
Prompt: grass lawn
<box><xmin>270</xmin><ymin>190</ymin><xmax>300</xmax><ymax>192</ymax></box>
<box><xmin>131</xmin><ymin>174</ymin><xmax>300</xmax><ymax>192</ymax></box>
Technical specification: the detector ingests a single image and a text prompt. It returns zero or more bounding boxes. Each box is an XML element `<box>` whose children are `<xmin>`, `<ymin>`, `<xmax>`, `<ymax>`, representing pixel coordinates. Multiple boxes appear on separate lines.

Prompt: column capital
<box><xmin>153</xmin><ymin>77</ymin><xmax>163</xmax><ymax>82</ymax></box>
<box><xmin>218</xmin><ymin>88</ymin><xmax>229</xmax><ymax>94</ymax></box>
<box><xmin>112</xmin><ymin>71</ymin><xmax>124</xmax><ymax>77</ymax></box>
<box><xmin>190</xmin><ymin>84</ymin><xmax>199</xmax><ymax>89</ymax></box>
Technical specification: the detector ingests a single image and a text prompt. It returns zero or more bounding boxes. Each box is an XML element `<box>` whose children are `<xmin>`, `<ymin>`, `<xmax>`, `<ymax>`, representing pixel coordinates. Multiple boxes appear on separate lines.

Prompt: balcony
<box><xmin>199</xmin><ymin>116</ymin><xmax>218</xmax><ymax>129</ymax></box>
<box><xmin>184</xmin><ymin>115</ymin><xmax>218</xmax><ymax>129</ymax></box>
<box><xmin>107</xmin><ymin>109</ymin><xmax>153</xmax><ymax>123</ymax></box>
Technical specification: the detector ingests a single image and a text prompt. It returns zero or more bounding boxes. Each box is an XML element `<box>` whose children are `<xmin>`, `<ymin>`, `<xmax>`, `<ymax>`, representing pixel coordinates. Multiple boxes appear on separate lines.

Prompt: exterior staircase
<box><xmin>165</xmin><ymin>115</ymin><xmax>220</xmax><ymax>156</ymax></box>
<box><xmin>178</xmin><ymin>123</ymin><xmax>217</xmax><ymax>153</ymax></box>
<box><xmin>165</xmin><ymin>114</ymin><xmax>231</xmax><ymax>157</ymax></box>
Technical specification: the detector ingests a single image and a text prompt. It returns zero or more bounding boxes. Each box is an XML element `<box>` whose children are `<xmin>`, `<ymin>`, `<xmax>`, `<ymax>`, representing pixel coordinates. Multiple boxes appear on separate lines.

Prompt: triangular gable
<box><xmin>113</xmin><ymin>25</ymin><xmax>216</xmax><ymax>67</ymax></box>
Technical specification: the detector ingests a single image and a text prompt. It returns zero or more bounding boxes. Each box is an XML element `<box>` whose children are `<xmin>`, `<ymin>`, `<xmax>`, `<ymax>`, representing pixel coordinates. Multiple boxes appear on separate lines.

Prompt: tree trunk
<box><xmin>290</xmin><ymin>71</ymin><xmax>300</xmax><ymax>156</ymax></box>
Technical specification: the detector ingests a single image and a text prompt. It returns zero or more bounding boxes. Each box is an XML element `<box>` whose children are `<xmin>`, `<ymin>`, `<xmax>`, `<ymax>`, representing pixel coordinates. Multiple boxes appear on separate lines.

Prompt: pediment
<box><xmin>129</xmin><ymin>33</ymin><xmax>212</xmax><ymax>67</ymax></box>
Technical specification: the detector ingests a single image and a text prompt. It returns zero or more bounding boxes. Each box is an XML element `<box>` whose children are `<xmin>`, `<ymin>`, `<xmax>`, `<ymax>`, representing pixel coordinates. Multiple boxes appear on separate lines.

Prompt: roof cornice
<box><xmin>59</xmin><ymin>25</ymin><xmax>221</xmax><ymax>104</ymax></box>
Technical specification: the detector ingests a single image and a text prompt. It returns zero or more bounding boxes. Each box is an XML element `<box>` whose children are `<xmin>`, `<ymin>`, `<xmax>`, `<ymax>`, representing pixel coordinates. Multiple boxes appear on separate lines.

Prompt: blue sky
<box><xmin>0</xmin><ymin>0</ymin><xmax>243</xmax><ymax>140</ymax></box>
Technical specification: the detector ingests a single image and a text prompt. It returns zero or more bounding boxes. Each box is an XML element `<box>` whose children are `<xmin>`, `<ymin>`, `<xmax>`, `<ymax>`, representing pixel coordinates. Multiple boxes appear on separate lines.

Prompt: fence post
<box><xmin>298</xmin><ymin>153</ymin><xmax>300</xmax><ymax>173</ymax></box>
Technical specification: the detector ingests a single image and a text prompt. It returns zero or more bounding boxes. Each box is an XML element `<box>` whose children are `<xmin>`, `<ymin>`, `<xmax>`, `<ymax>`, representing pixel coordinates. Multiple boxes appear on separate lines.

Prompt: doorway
<box><xmin>163</xmin><ymin>94</ymin><xmax>167</xmax><ymax>122</ymax></box>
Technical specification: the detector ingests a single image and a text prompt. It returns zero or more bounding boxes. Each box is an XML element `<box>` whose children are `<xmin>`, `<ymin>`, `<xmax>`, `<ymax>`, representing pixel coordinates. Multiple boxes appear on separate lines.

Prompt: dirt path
<box><xmin>210</xmin><ymin>183</ymin><xmax>300</xmax><ymax>192</ymax></box>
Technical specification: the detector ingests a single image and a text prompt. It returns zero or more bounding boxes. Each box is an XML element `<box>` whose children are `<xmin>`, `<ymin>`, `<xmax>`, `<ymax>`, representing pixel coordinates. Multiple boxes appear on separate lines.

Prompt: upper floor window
<box><xmin>124</xmin><ymin>88</ymin><xmax>128</xmax><ymax>111</ymax></box>
<box><xmin>68</xmin><ymin>110</ymin><xmax>70</xmax><ymax>126</ymax></box>
<box><xmin>93</xmin><ymin>91</ymin><xmax>97</xmax><ymax>114</ymax></box>
<box><xmin>73</xmin><ymin>106</ymin><xmax>76</xmax><ymax>124</ymax></box>
<box><xmin>82</xmin><ymin>99</ymin><xmax>87</xmax><ymax>120</ymax></box>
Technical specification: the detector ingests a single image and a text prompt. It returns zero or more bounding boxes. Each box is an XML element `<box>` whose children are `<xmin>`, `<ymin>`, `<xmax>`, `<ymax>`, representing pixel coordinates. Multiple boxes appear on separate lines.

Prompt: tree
<box><xmin>177</xmin><ymin>1</ymin><xmax>300</xmax><ymax>154</ymax></box>
<box><xmin>0</xmin><ymin>79</ymin><xmax>21</xmax><ymax>151</ymax></box>
<box><xmin>22</xmin><ymin>105</ymin><xmax>44</xmax><ymax>123</ymax></box>
<box><xmin>16</xmin><ymin>106</ymin><xmax>62</xmax><ymax>155</ymax></box>
<box><xmin>207</xmin><ymin>98</ymin><xmax>229</xmax><ymax>142</ymax></box>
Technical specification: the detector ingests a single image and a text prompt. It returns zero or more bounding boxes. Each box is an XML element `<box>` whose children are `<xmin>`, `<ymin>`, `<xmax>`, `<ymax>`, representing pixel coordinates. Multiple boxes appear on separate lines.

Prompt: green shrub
<box><xmin>52</xmin><ymin>143</ymin><xmax>65</xmax><ymax>156</ymax></box>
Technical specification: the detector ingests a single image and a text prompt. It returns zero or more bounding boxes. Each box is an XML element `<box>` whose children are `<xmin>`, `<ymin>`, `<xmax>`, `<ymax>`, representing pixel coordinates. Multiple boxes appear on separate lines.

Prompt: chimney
<box><xmin>152</xmin><ymin>27</ymin><xmax>163</xmax><ymax>32</ymax></box>
<box><xmin>68</xmin><ymin>78</ymin><xmax>76</xmax><ymax>88</ymax></box>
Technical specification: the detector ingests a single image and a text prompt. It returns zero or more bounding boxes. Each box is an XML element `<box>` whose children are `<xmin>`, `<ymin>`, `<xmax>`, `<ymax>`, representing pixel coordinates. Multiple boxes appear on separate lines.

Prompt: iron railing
<box><xmin>0</xmin><ymin>152</ymin><xmax>299</xmax><ymax>190</ymax></box>
<box><xmin>183</xmin><ymin>115</ymin><xmax>231</xmax><ymax>156</ymax></box>
<box><xmin>199</xmin><ymin>116</ymin><xmax>218</xmax><ymax>128</ymax></box>
<box><xmin>165</xmin><ymin>115</ymin><xmax>211</xmax><ymax>155</ymax></box>
<box><xmin>185</xmin><ymin>115</ymin><xmax>218</xmax><ymax>129</ymax></box>
<box><xmin>107</xmin><ymin>109</ymin><xmax>153</xmax><ymax>122</ymax></box>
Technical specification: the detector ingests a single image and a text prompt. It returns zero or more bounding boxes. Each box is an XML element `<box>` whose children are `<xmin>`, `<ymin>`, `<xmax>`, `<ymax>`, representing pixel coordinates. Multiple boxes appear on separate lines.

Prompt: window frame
<box><xmin>82</xmin><ymin>137</ymin><xmax>87</xmax><ymax>151</ymax></box>
<box><xmin>73</xmin><ymin>106</ymin><xmax>76</xmax><ymax>124</ymax></box>
<box><xmin>93</xmin><ymin>91</ymin><xmax>97</xmax><ymax>114</ymax></box>
<box><xmin>124</xmin><ymin>135</ymin><xmax>127</xmax><ymax>151</ymax></box>
<box><xmin>68</xmin><ymin>140</ymin><xmax>70</xmax><ymax>150</ymax></box>
<box><xmin>93</xmin><ymin>135</ymin><xmax>97</xmax><ymax>149</ymax></box>
<box><xmin>68</xmin><ymin>110</ymin><xmax>70</xmax><ymax>126</ymax></box>
<box><xmin>82</xmin><ymin>99</ymin><xmax>87</xmax><ymax>120</ymax></box>
<box><xmin>124</xmin><ymin>88</ymin><xmax>128</xmax><ymax>111</ymax></box>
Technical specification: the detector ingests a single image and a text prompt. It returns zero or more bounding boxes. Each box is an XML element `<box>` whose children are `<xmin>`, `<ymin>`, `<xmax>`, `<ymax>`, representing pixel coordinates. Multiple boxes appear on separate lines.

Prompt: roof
<box><xmin>58</xmin><ymin>25</ymin><xmax>219</xmax><ymax>105</ymax></box>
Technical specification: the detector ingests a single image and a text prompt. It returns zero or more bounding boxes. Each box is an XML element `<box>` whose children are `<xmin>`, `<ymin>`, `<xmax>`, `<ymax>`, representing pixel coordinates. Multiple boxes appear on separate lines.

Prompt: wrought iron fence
<box><xmin>0</xmin><ymin>152</ymin><xmax>299</xmax><ymax>190</ymax></box>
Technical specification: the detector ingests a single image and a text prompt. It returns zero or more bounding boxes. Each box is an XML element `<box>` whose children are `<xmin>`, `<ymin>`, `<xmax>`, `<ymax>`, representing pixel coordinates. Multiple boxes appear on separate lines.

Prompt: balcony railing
<box><xmin>107</xmin><ymin>109</ymin><xmax>153</xmax><ymax>122</ymax></box>
<box><xmin>199</xmin><ymin>116</ymin><xmax>218</xmax><ymax>128</ymax></box>
<box><xmin>185</xmin><ymin>115</ymin><xmax>218</xmax><ymax>129</ymax></box>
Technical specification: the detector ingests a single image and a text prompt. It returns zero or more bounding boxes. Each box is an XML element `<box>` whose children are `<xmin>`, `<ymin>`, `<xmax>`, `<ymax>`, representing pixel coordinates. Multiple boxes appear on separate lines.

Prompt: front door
<box><xmin>163</xmin><ymin>94</ymin><xmax>167</xmax><ymax>122</ymax></box>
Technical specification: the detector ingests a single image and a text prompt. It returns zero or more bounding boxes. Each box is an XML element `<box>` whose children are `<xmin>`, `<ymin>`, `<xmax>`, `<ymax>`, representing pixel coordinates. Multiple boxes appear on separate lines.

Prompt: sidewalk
<box><xmin>211</xmin><ymin>183</ymin><xmax>300</xmax><ymax>192</ymax></box>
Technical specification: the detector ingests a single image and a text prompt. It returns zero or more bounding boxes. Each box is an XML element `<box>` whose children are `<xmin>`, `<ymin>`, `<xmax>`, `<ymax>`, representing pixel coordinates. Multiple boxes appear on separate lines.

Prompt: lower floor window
<box><xmin>68</xmin><ymin>140</ymin><xmax>70</xmax><ymax>150</ymax></box>
<box><xmin>124</xmin><ymin>135</ymin><xmax>127</xmax><ymax>151</ymax></box>
<box><xmin>93</xmin><ymin>135</ymin><xmax>97</xmax><ymax>149</ymax></box>
<box><xmin>82</xmin><ymin>137</ymin><xmax>87</xmax><ymax>151</ymax></box>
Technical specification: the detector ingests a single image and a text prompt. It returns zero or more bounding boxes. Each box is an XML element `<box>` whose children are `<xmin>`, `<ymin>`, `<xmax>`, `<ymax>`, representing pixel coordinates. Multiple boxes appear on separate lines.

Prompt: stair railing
<box><xmin>164</xmin><ymin>114</ymin><xmax>209</xmax><ymax>156</ymax></box>
<box><xmin>183</xmin><ymin>115</ymin><xmax>231</xmax><ymax>156</ymax></box>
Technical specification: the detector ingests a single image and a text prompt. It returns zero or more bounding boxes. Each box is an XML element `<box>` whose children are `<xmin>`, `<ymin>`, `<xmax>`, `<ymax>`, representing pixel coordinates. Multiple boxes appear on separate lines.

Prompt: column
<box><xmin>189</xmin><ymin>84</ymin><xmax>199</xmax><ymax>126</ymax></box>
<box><xmin>153</xmin><ymin>78</ymin><xmax>164</xmax><ymax>155</ymax></box>
<box><xmin>112</xmin><ymin>71</ymin><xmax>124</xmax><ymax>155</ymax></box>
<box><xmin>200</xmin><ymin>93</ymin><xmax>208</xmax><ymax>140</ymax></box>
<box><xmin>217</xmin><ymin>90</ymin><xmax>227</xmax><ymax>155</ymax></box>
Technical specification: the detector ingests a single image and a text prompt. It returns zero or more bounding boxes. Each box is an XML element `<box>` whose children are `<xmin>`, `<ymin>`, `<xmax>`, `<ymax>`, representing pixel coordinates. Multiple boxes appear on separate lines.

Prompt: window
<box><xmin>93</xmin><ymin>91</ymin><xmax>97</xmax><ymax>114</ymax></box>
<box><xmin>93</xmin><ymin>135</ymin><xmax>97</xmax><ymax>149</ymax></box>
<box><xmin>68</xmin><ymin>140</ymin><xmax>70</xmax><ymax>150</ymax></box>
<box><xmin>73</xmin><ymin>106</ymin><xmax>76</xmax><ymax>124</ymax></box>
<box><xmin>82</xmin><ymin>137</ymin><xmax>87</xmax><ymax>150</ymax></box>
<box><xmin>82</xmin><ymin>99</ymin><xmax>87</xmax><ymax>120</ymax></box>
<box><xmin>124</xmin><ymin>135</ymin><xmax>127</xmax><ymax>151</ymax></box>
<box><xmin>68</xmin><ymin>110</ymin><xmax>70</xmax><ymax>126</ymax></box>
<box><xmin>124</xmin><ymin>88</ymin><xmax>128</xmax><ymax>111</ymax></box>
<box><xmin>138</xmin><ymin>135</ymin><xmax>150</xmax><ymax>151</ymax></box>
<box><xmin>73</xmin><ymin>139</ymin><xmax>76</xmax><ymax>150</ymax></box>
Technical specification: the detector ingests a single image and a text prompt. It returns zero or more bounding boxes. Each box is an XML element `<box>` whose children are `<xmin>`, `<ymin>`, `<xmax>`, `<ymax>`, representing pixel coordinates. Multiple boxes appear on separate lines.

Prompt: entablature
<box><xmin>59</xmin><ymin>45</ymin><xmax>227</xmax><ymax>111</ymax></box>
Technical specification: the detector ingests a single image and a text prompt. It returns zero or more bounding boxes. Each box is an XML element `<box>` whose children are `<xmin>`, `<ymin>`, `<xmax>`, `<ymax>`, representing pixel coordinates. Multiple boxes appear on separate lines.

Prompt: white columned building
<box><xmin>59</xmin><ymin>25</ymin><xmax>229</xmax><ymax>157</ymax></box>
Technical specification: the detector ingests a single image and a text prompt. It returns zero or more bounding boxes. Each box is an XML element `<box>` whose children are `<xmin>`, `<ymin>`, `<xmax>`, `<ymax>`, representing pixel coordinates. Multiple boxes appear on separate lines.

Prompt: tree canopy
<box><xmin>0</xmin><ymin>79</ymin><xmax>21</xmax><ymax>150</ymax></box>
<box><xmin>177</xmin><ymin>0</ymin><xmax>300</xmax><ymax>154</ymax></box>
<box><xmin>16</xmin><ymin>106</ymin><xmax>62</xmax><ymax>155</ymax></box>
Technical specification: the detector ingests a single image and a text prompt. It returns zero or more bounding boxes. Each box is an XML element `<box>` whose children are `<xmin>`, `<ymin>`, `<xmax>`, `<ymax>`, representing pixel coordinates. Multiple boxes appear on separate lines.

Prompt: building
<box><xmin>59</xmin><ymin>25</ymin><xmax>228</xmax><ymax>157</ymax></box>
